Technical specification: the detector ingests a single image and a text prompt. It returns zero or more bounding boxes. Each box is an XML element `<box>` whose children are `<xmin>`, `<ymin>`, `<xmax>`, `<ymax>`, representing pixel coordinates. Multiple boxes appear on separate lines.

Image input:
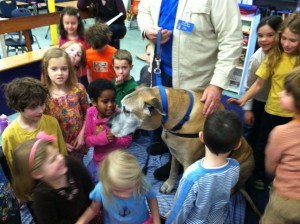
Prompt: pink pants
<box><xmin>143</xmin><ymin>215</ymin><xmax>153</xmax><ymax>224</ymax></box>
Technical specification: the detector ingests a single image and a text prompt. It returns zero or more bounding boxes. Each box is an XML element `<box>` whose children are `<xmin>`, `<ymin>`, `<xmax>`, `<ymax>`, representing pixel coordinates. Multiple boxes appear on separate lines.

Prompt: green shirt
<box><xmin>112</xmin><ymin>76</ymin><xmax>138</xmax><ymax>108</ymax></box>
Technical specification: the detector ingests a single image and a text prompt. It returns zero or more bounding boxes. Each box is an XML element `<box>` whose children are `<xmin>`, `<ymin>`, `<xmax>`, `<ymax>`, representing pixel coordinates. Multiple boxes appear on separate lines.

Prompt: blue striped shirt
<box><xmin>166</xmin><ymin>158</ymin><xmax>239</xmax><ymax>224</ymax></box>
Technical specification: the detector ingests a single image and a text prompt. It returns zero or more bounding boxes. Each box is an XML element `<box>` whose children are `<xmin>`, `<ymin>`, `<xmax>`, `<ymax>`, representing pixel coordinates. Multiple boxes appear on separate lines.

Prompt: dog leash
<box><xmin>153</xmin><ymin>30</ymin><xmax>162</xmax><ymax>86</ymax></box>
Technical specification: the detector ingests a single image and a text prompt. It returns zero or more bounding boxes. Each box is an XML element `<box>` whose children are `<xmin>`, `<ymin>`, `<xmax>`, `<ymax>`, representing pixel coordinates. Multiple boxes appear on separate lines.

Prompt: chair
<box><xmin>0</xmin><ymin>0</ymin><xmax>17</xmax><ymax>18</ymax></box>
<box><xmin>5</xmin><ymin>8</ymin><xmax>41</xmax><ymax>55</ymax></box>
<box><xmin>128</xmin><ymin>0</ymin><xmax>140</xmax><ymax>29</ymax></box>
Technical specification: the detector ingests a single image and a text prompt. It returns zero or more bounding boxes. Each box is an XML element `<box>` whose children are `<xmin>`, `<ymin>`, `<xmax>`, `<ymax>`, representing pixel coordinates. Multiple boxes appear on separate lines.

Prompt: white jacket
<box><xmin>137</xmin><ymin>0</ymin><xmax>243</xmax><ymax>90</ymax></box>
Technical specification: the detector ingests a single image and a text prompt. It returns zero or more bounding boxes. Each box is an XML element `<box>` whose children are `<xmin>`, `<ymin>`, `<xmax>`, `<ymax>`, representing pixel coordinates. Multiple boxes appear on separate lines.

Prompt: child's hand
<box><xmin>115</xmin><ymin>75</ymin><xmax>125</xmax><ymax>85</ymax></box>
<box><xmin>106</xmin><ymin>130</ymin><xmax>115</xmax><ymax>143</ymax></box>
<box><xmin>244</xmin><ymin>110</ymin><xmax>255</xmax><ymax>126</ymax></box>
<box><xmin>226</xmin><ymin>98</ymin><xmax>245</xmax><ymax>107</ymax></box>
<box><xmin>66</xmin><ymin>143</ymin><xmax>75</xmax><ymax>152</ymax></box>
<box><xmin>74</xmin><ymin>131</ymin><xmax>85</xmax><ymax>150</ymax></box>
<box><xmin>95</xmin><ymin>125</ymin><xmax>103</xmax><ymax>135</ymax></box>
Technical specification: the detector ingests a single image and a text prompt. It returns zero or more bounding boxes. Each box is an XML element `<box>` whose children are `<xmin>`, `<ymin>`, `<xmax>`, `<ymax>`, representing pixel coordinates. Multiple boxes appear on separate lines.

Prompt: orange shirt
<box><xmin>86</xmin><ymin>45</ymin><xmax>117</xmax><ymax>81</ymax></box>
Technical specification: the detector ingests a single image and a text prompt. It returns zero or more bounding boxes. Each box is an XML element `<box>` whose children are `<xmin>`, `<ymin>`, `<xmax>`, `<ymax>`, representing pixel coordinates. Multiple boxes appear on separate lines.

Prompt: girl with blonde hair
<box><xmin>41</xmin><ymin>48</ymin><xmax>89</xmax><ymax>161</ymax></box>
<box><xmin>12</xmin><ymin>132</ymin><xmax>95</xmax><ymax>224</ymax></box>
<box><xmin>61</xmin><ymin>41</ymin><xmax>89</xmax><ymax>89</ymax></box>
<box><xmin>76</xmin><ymin>150</ymin><xmax>161</xmax><ymax>224</ymax></box>
<box><xmin>228</xmin><ymin>12</ymin><xmax>300</xmax><ymax>189</ymax></box>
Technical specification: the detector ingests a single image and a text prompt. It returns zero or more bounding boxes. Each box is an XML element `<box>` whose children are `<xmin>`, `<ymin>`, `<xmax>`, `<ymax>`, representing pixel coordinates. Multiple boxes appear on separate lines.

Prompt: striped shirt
<box><xmin>166</xmin><ymin>158</ymin><xmax>239</xmax><ymax>224</ymax></box>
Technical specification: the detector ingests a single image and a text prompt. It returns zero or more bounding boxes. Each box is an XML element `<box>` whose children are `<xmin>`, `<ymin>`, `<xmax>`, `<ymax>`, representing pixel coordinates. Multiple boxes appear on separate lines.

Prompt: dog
<box><xmin>108</xmin><ymin>86</ymin><xmax>260</xmax><ymax>216</ymax></box>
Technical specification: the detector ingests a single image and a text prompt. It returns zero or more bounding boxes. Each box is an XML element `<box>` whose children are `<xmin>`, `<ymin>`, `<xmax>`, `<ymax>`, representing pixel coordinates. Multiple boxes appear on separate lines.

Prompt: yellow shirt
<box><xmin>256</xmin><ymin>52</ymin><xmax>295</xmax><ymax>117</ymax></box>
<box><xmin>2</xmin><ymin>114</ymin><xmax>67</xmax><ymax>171</ymax></box>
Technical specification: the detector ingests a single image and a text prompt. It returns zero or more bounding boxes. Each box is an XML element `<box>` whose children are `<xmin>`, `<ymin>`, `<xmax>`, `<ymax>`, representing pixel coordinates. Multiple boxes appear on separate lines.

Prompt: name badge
<box><xmin>176</xmin><ymin>20</ymin><xmax>194</xmax><ymax>33</ymax></box>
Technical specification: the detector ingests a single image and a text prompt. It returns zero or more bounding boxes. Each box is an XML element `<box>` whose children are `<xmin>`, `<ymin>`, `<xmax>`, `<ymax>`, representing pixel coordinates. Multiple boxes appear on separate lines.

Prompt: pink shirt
<box><xmin>266</xmin><ymin>119</ymin><xmax>300</xmax><ymax>200</ymax></box>
<box><xmin>84</xmin><ymin>106</ymin><xmax>132</xmax><ymax>163</ymax></box>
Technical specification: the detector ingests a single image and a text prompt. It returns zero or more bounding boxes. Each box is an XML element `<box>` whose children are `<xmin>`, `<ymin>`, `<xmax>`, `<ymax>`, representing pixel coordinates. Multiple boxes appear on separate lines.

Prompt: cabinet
<box><xmin>254</xmin><ymin>0</ymin><xmax>297</xmax><ymax>11</ymax></box>
<box><xmin>227</xmin><ymin>14</ymin><xmax>261</xmax><ymax>96</ymax></box>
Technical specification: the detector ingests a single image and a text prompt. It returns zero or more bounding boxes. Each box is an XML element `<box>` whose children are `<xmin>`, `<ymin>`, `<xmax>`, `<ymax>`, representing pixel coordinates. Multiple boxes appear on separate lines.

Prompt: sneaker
<box><xmin>253</xmin><ymin>179</ymin><xmax>265</xmax><ymax>190</ymax></box>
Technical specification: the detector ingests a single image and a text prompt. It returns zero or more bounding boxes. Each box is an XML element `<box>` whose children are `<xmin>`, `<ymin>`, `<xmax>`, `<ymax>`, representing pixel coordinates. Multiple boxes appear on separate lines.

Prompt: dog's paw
<box><xmin>159</xmin><ymin>179</ymin><xmax>175</xmax><ymax>194</ymax></box>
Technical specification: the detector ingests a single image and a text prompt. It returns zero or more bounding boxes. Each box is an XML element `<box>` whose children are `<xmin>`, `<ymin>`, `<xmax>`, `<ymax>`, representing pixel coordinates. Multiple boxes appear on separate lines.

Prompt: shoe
<box><xmin>253</xmin><ymin>179</ymin><xmax>265</xmax><ymax>190</ymax></box>
<box><xmin>149</xmin><ymin>142</ymin><xmax>169</xmax><ymax>155</ymax></box>
<box><xmin>153</xmin><ymin>161</ymin><xmax>184</xmax><ymax>181</ymax></box>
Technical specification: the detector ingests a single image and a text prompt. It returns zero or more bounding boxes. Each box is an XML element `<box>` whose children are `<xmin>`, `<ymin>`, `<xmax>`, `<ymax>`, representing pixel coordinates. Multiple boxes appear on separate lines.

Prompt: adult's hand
<box><xmin>200</xmin><ymin>85</ymin><xmax>222</xmax><ymax>117</ymax></box>
<box><xmin>145</xmin><ymin>27</ymin><xmax>172</xmax><ymax>44</ymax></box>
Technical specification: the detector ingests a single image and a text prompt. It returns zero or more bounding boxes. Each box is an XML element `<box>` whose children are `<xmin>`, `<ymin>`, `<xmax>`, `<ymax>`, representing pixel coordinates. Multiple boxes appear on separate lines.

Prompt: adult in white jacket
<box><xmin>137</xmin><ymin>0</ymin><xmax>242</xmax><ymax>116</ymax></box>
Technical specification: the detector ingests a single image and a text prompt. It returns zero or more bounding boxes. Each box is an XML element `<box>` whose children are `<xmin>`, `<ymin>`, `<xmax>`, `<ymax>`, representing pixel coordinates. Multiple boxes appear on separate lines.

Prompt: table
<box><xmin>55</xmin><ymin>0</ymin><xmax>77</xmax><ymax>8</ymax></box>
<box><xmin>0</xmin><ymin>18</ymin><xmax>8</xmax><ymax>58</ymax></box>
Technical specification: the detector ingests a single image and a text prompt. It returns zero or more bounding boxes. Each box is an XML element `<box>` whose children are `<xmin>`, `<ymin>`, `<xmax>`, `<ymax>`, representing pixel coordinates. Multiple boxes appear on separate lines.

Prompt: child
<box><xmin>42</xmin><ymin>47</ymin><xmax>89</xmax><ymax>161</ymax></box>
<box><xmin>2</xmin><ymin>77</ymin><xmax>67</xmax><ymax>221</ymax></box>
<box><xmin>11</xmin><ymin>132</ymin><xmax>95</xmax><ymax>224</ymax></box>
<box><xmin>166</xmin><ymin>110</ymin><xmax>241</xmax><ymax>224</ymax></box>
<box><xmin>76</xmin><ymin>150</ymin><xmax>160</xmax><ymax>224</ymax></box>
<box><xmin>260</xmin><ymin>67</ymin><xmax>300</xmax><ymax>223</ymax></box>
<box><xmin>242</xmin><ymin>16</ymin><xmax>282</xmax><ymax>190</ymax></box>
<box><xmin>139</xmin><ymin>42</ymin><xmax>152</xmax><ymax>87</ymax></box>
<box><xmin>58</xmin><ymin>6</ymin><xmax>88</xmax><ymax>49</ymax></box>
<box><xmin>112</xmin><ymin>49</ymin><xmax>138</xmax><ymax>108</ymax></box>
<box><xmin>77</xmin><ymin>0</ymin><xmax>127</xmax><ymax>49</ymax></box>
<box><xmin>61</xmin><ymin>41</ymin><xmax>89</xmax><ymax>89</ymax></box>
<box><xmin>85</xmin><ymin>23</ymin><xmax>117</xmax><ymax>83</ymax></box>
<box><xmin>227</xmin><ymin>12</ymin><xmax>300</xmax><ymax>188</ymax></box>
<box><xmin>85</xmin><ymin>78</ymin><xmax>132</xmax><ymax>182</ymax></box>
<box><xmin>0</xmin><ymin>163</ymin><xmax>21</xmax><ymax>224</ymax></box>
<box><xmin>2</xmin><ymin>77</ymin><xmax>67</xmax><ymax>172</ymax></box>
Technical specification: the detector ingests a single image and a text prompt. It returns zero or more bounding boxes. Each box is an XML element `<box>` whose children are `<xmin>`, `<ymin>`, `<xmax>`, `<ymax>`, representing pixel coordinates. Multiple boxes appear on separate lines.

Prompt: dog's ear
<box><xmin>143</xmin><ymin>98</ymin><xmax>166</xmax><ymax>116</ymax></box>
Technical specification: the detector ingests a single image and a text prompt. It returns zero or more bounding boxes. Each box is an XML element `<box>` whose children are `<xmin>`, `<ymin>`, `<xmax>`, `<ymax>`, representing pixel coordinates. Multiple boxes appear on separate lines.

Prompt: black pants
<box><xmin>245</xmin><ymin>99</ymin><xmax>266</xmax><ymax>161</ymax></box>
<box><xmin>108</xmin><ymin>23</ymin><xmax>127</xmax><ymax>49</ymax></box>
<box><xmin>253</xmin><ymin>111</ymin><xmax>292</xmax><ymax>183</ymax></box>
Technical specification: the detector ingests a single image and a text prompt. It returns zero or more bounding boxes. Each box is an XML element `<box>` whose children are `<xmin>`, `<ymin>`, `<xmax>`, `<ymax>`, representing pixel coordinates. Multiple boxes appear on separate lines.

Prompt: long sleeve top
<box><xmin>137</xmin><ymin>0</ymin><xmax>242</xmax><ymax>90</ymax></box>
<box><xmin>33</xmin><ymin>156</ymin><xmax>94</xmax><ymax>224</ymax></box>
<box><xmin>166</xmin><ymin>158</ymin><xmax>239</xmax><ymax>224</ymax></box>
<box><xmin>84</xmin><ymin>106</ymin><xmax>132</xmax><ymax>163</ymax></box>
<box><xmin>243</xmin><ymin>48</ymin><xmax>271</xmax><ymax>110</ymax></box>
<box><xmin>265</xmin><ymin>119</ymin><xmax>300</xmax><ymax>200</ymax></box>
<box><xmin>2</xmin><ymin>114</ymin><xmax>67</xmax><ymax>171</ymax></box>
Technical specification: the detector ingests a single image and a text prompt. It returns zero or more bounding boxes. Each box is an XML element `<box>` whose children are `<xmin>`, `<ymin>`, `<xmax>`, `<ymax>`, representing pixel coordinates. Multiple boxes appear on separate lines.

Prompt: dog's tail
<box><xmin>239</xmin><ymin>187</ymin><xmax>262</xmax><ymax>218</ymax></box>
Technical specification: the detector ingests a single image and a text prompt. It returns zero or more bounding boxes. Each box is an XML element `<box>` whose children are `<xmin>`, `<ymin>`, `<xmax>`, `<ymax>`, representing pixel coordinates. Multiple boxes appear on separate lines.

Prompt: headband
<box><xmin>28</xmin><ymin>132</ymin><xmax>55</xmax><ymax>170</ymax></box>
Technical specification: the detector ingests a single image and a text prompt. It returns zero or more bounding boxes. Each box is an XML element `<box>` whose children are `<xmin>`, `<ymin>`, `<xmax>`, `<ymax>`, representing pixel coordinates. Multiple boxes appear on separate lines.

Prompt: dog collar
<box><xmin>171</xmin><ymin>91</ymin><xmax>194</xmax><ymax>131</ymax></box>
<box><xmin>158</xmin><ymin>85</ymin><xmax>194</xmax><ymax>131</ymax></box>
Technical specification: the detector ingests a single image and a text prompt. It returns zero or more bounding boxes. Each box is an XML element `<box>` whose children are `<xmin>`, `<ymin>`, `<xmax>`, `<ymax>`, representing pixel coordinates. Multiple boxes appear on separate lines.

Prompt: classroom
<box><xmin>1</xmin><ymin>0</ymin><xmax>300</xmax><ymax>223</ymax></box>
